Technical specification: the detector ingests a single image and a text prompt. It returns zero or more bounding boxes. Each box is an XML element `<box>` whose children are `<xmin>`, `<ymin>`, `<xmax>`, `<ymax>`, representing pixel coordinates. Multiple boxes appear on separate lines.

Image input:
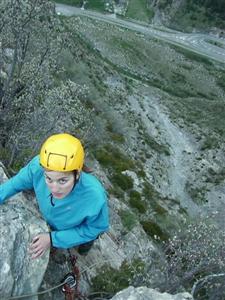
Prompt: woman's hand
<box><xmin>29</xmin><ymin>233</ymin><xmax>51</xmax><ymax>259</ymax></box>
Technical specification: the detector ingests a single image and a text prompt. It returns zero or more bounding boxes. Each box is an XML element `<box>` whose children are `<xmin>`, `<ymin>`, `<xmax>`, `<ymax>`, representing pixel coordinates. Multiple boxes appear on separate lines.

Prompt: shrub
<box><xmin>119</xmin><ymin>209</ymin><xmax>136</xmax><ymax>231</ymax></box>
<box><xmin>142</xmin><ymin>181</ymin><xmax>159</xmax><ymax>200</ymax></box>
<box><xmin>200</xmin><ymin>136</ymin><xmax>219</xmax><ymax>150</ymax></box>
<box><xmin>160</xmin><ymin>217</ymin><xmax>225</xmax><ymax>298</ymax></box>
<box><xmin>129</xmin><ymin>190</ymin><xmax>147</xmax><ymax>214</ymax></box>
<box><xmin>94</xmin><ymin>144</ymin><xmax>135</xmax><ymax>172</ymax></box>
<box><xmin>91</xmin><ymin>260</ymin><xmax>145</xmax><ymax>296</ymax></box>
<box><xmin>111</xmin><ymin>173</ymin><xmax>133</xmax><ymax>190</ymax></box>
<box><xmin>141</xmin><ymin>220</ymin><xmax>169</xmax><ymax>241</ymax></box>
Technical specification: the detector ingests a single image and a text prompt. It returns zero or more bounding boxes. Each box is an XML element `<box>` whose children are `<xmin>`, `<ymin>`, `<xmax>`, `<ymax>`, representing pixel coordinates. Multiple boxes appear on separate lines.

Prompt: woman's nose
<box><xmin>49</xmin><ymin>182</ymin><xmax>59</xmax><ymax>192</ymax></box>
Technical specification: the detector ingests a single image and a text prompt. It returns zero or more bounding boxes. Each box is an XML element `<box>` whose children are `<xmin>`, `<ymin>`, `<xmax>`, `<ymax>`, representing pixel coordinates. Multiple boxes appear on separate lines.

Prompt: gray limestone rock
<box><xmin>0</xmin><ymin>166</ymin><xmax>49</xmax><ymax>300</ymax></box>
<box><xmin>111</xmin><ymin>286</ymin><xmax>193</xmax><ymax>300</ymax></box>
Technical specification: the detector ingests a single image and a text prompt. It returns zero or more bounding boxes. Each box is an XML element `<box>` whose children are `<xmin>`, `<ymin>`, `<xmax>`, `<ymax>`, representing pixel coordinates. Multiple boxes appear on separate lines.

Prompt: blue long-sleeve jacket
<box><xmin>0</xmin><ymin>156</ymin><xmax>109</xmax><ymax>249</ymax></box>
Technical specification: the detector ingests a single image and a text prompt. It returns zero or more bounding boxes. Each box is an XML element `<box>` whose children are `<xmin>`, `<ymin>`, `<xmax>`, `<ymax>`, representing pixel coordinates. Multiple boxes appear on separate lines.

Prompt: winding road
<box><xmin>56</xmin><ymin>3</ymin><xmax>225</xmax><ymax>64</ymax></box>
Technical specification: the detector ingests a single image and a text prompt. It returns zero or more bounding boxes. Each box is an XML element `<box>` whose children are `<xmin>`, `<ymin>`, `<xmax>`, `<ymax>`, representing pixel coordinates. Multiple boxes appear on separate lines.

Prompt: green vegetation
<box><xmin>106</xmin><ymin>122</ymin><xmax>125</xmax><ymax>143</ymax></box>
<box><xmin>206</xmin><ymin>167</ymin><xmax>225</xmax><ymax>185</ymax></box>
<box><xmin>170</xmin><ymin>0</ymin><xmax>225</xmax><ymax>31</ymax></box>
<box><xmin>54</xmin><ymin>0</ymin><xmax>105</xmax><ymax>11</ymax></box>
<box><xmin>108</xmin><ymin>186</ymin><xmax>124</xmax><ymax>200</ymax></box>
<box><xmin>187</xmin><ymin>186</ymin><xmax>208</xmax><ymax>204</ymax></box>
<box><xmin>111</xmin><ymin>173</ymin><xmax>133</xmax><ymax>191</ymax></box>
<box><xmin>143</xmin><ymin>133</ymin><xmax>170</xmax><ymax>156</ymax></box>
<box><xmin>217</xmin><ymin>70</ymin><xmax>225</xmax><ymax>92</ymax></box>
<box><xmin>200</xmin><ymin>136</ymin><xmax>219</xmax><ymax>150</ymax></box>
<box><xmin>142</xmin><ymin>182</ymin><xmax>159</xmax><ymax>200</ymax></box>
<box><xmin>85</xmin><ymin>0</ymin><xmax>105</xmax><ymax>12</ymax></box>
<box><xmin>54</xmin><ymin>0</ymin><xmax>81</xmax><ymax>6</ymax></box>
<box><xmin>187</xmin><ymin>0</ymin><xmax>225</xmax><ymax>20</ymax></box>
<box><xmin>157</xmin><ymin>0</ymin><xmax>172</xmax><ymax>9</ymax></box>
<box><xmin>2</xmin><ymin>1</ymin><xmax>225</xmax><ymax>298</ymax></box>
<box><xmin>126</xmin><ymin>0</ymin><xmax>154</xmax><ymax>22</ymax></box>
<box><xmin>141</xmin><ymin>220</ymin><xmax>169</xmax><ymax>241</ymax></box>
<box><xmin>129</xmin><ymin>190</ymin><xmax>147</xmax><ymax>214</ymax></box>
<box><xmin>206</xmin><ymin>39</ymin><xmax>225</xmax><ymax>49</ymax></box>
<box><xmin>74</xmin><ymin>18</ymin><xmax>225</xmax><ymax>145</ymax></box>
<box><xmin>91</xmin><ymin>260</ymin><xmax>145</xmax><ymax>295</ymax></box>
<box><xmin>94</xmin><ymin>144</ymin><xmax>135</xmax><ymax>172</ymax></box>
<box><xmin>119</xmin><ymin>210</ymin><xmax>137</xmax><ymax>231</ymax></box>
<box><xmin>170</xmin><ymin>45</ymin><xmax>213</xmax><ymax>66</ymax></box>
<box><xmin>161</xmin><ymin>217</ymin><xmax>225</xmax><ymax>297</ymax></box>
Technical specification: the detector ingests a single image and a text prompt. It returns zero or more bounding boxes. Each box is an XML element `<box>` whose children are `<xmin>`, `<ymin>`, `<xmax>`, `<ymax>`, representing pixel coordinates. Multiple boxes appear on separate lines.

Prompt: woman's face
<box><xmin>44</xmin><ymin>170</ymin><xmax>76</xmax><ymax>199</ymax></box>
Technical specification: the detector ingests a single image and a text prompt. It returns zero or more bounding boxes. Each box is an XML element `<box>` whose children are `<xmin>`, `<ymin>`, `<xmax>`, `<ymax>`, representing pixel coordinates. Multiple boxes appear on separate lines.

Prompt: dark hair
<box><xmin>82</xmin><ymin>164</ymin><xmax>92</xmax><ymax>173</ymax></box>
<box><xmin>72</xmin><ymin>165</ymin><xmax>92</xmax><ymax>179</ymax></box>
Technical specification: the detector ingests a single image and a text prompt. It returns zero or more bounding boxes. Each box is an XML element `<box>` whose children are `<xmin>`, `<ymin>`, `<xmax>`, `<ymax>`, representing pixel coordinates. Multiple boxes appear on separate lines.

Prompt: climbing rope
<box><xmin>6</xmin><ymin>257</ymin><xmax>121</xmax><ymax>300</ymax></box>
<box><xmin>6</xmin><ymin>282</ymin><xmax>65</xmax><ymax>299</ymax></box>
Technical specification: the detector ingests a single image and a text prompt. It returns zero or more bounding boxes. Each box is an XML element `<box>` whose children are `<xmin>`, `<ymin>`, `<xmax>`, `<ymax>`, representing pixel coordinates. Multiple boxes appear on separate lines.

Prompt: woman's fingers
<box><xmin>31</xmin><ymin>248</ymin><xmax>44</xmax><ymax>259</ymax></box>
<box><xmin>29</xmin><ymin>236</ymin><xmax>42</xmax><ymax>255</ymax></box>
<box><xmin>29</xmin><ymin>233</ymin><xmax>50</xmax><ymax>259</ymax></box>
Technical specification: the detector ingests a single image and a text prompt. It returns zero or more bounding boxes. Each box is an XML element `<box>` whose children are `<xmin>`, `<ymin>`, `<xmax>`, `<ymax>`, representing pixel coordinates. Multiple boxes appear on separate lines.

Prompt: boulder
<box><xmin>0</xmin><ymin>165</ymin><xmax>49</xmax><ymax>300</ymax></box>
<box><xmin>111</xmin><ymin>286</ymin><xmax>193</xmax><ymax>300</ymax></box>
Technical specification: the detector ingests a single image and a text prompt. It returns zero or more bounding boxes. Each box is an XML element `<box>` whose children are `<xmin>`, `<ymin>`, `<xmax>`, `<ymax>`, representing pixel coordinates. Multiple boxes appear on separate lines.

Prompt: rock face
<box><xmin>0</xmin><ymin>165</ymin><xmax>49</xmax><ymax>300</ymax></box>
<box><xmin>0</xmin><ymin>163</ymin><xmax>194</xmax><ymax>300</ymax></box>
<box><xmin>111</xmin><ymin>286</ymin><xmax>193</xmax><ymax>300</ymax></box>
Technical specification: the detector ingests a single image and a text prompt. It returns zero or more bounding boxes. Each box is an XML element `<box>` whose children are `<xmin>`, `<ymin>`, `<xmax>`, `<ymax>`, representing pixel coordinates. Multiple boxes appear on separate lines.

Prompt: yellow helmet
<box><xmin>40</xmin><ymin>133</ymin><xmax>84</xmax><ymax>172</ymax></box>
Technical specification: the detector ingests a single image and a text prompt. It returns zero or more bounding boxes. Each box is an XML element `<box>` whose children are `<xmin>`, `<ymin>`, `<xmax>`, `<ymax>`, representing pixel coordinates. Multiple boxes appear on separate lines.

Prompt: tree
<box><xmin>160</xmin><ymin>215</ymin><xmax>225</xmax><ymax>299</ymax></box>
<box><xmin>0</xmin><ymin>0</ymin><xmax>93</xmax><ymax>170</ymax></box>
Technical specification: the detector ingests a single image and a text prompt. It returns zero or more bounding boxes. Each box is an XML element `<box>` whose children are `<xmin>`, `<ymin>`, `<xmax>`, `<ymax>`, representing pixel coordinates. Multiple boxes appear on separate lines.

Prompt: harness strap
<box><xmin>63</xmin><ymin>284</ymin><xmax>75</xmax><ymax>300</ymax></box>
<box><xmin>62</xmin><ymin>250</ymin><xmax>83</xmax><ymax>300</ymax></box>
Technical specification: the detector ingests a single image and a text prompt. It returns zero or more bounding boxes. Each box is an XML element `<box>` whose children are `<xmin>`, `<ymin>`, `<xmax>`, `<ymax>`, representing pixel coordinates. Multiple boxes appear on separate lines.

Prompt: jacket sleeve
<box><xmin>0</xmin><ymin>157</ymin><xmax>37</xmax><ymax>204</ymax></box>
<box><xmin>51</xmin><ymin>201</ymin><xmax>109</xmax><ymax>249</ymax></box>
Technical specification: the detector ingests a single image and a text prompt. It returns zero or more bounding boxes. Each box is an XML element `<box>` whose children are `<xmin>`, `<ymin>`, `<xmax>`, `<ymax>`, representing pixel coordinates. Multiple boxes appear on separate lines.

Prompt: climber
<box><xmin>0</xmin><ymin>133</ymin><xmax>109</xmax><ymax>259</ymax></box>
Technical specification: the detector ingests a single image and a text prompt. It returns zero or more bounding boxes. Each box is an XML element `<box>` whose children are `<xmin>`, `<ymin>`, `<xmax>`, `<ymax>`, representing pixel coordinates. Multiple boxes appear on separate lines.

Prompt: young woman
<box><xmin>0</xmin><ymin>133</ymin><xmax>109</xmax><ymax>259</ymax></box>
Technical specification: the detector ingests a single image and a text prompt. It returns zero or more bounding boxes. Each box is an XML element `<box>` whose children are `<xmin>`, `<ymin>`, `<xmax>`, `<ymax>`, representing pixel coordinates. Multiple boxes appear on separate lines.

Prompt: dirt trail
<box><xmin>127</xmin><ymin>91</ymin><xmax>200</xmax><ymax>215</ymax></box>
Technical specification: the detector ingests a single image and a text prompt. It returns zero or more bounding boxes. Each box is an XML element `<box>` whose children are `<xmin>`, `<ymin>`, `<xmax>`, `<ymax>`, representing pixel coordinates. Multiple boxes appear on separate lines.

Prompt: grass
<box><xmin>91</xmin><ymin>260</ymin><xmax>145</xmax><ymax>295</ymax></box>
<box><xmin>140</xmin><ymin>220</ymin><xmax>169</xmax><ymax>241</ymax></box>
<box><xmin>217</xmin><ymin>70</ymin><xmax>225</xmax><ymax>92</ymax></box>
<box><xmin>85</xmin><ymin>0</ymin><xmax>105</xmax><ymax>12</ymax></box>
<box><xmin>126</xmin><ymin>0</ymin><xmax>154</xmax><ymax>22</ymax></box>
<box><xmin>170</xmin><ymin>44</ymin><xmax>213</xmax><ymax>66</ymax></box>
<box><xmin>129</xmin><ymin>190</ymin><xmax>147</xmax><ymax>214</ymax></box>
<box><xmin>119</xmin><ymin>210</ymin><xmax>137</xmax><ymax>231</ymax></box>
<box><xmin>206</xmin><ymin>39</ymin><xmax>225</xmax><ymax>49</ymax></box>
<box><xmin>167</xmin><ymin>96</ymin><xmax>225</xmax><ymax>139</ymax></box>
<box><xmin>106</xmin><ymin>121</ymin><xmax>125</xmax><ymax>143</ymax></box>
<box><xmin>205</xmin><ymin>167</ymin><xmax>225</xmax><ymax>185</ymax></box>
<box><xmin>93</xmin><ymin>144</ymin><xmax>135</xmax><ymax>172</ymax></box>
<box><xmin>170</xmin><ymin>1</ymin><xmax>225</xmax><ymax>32</ymax></box>
<box><xmin>143</xmin><ymin>132</ymin><xmax>170</xmax><ymax>156</ymax></box>
<box><xmin>111</xmin><ymin>173</ymin><xmax>133</xmax><ymax>191</ymax></box>
<box><xmin>54</xmin><ymin>0</ymin><xmax>82</xmax><ymax>6</ymax></box>
<box><xmin>200</xmin><ymin>136</ymin><xmax>220</xmax><ymax>151</ymax></box>
<box><xmin>54</xmin><ymin>0</ymin><xmax>106</xmax><ymax>12</ymax></box>
<box><xmin>187</xmin><ymin>186</ymin><xmax>208</xmax><ymax>205</ymax></box>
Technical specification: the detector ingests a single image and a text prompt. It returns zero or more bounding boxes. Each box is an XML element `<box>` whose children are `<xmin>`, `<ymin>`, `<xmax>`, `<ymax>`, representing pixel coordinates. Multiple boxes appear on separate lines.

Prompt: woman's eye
<box><xmin>44</xmin><ymin>175</ymin><xmax>52</xmax><ymax>183</ymax></box>
<box><xmin>46</xmin><ymin>177</ymin><xmax>52</xmax><ymax>183</ymax></box>
<box><xmin>59</xmin><ymin>179</ymin><xmax>67</xmax><ymax>184</ymax></box>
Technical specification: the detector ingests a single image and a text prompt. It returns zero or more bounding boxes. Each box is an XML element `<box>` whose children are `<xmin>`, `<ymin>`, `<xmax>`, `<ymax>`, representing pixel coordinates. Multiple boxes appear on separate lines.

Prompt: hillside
<box><xmin>1</xmin><ymin>1</ymin><xmax>225</xmax><ymax>299</ymax></box>
<box><xmin>53</xmin><ymin>9</ymin><xmax>225</xmax><ymax>297</ymax></box>
<box><xmin>55</xmin><ymin>0</ymin><xmax>225</xmax><ymax>33</ymax></box>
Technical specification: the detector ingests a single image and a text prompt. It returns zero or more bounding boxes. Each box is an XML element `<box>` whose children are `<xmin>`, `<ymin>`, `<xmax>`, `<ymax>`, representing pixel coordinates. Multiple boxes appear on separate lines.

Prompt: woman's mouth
<box><xmin>52</xmin><ymin>192</ymin><xmax>63</xmax><ymax>198</ymax></box>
